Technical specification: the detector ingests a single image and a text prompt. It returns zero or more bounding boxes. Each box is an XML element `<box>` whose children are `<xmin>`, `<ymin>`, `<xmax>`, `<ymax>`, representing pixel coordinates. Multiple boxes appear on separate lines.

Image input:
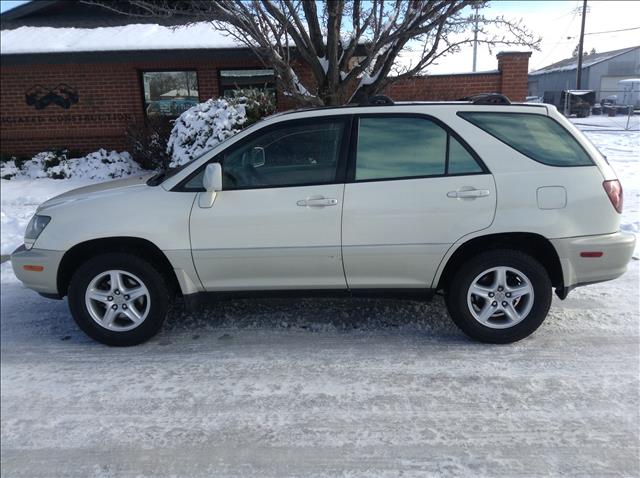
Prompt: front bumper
<box><xmin>11</xmin><ymin>245</ymin><xmax>64</xmax><ymax>297</ymax></box>
<box><xmin>551</xmin><ymin>231</ymin><xmax>636</xmax><ymax>295</ymax></box>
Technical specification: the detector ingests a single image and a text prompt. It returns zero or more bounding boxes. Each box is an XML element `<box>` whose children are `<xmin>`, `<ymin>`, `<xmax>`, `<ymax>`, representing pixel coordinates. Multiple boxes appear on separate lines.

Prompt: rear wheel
<box><xmin>68</xmin><ymin>253</ymin><xmax>169</xmax><ymax>346</ymax></box>
<box><xmin>445</xmin><ymin>250</ymin><xmax>552</xmax><ymax>343</ymax></box>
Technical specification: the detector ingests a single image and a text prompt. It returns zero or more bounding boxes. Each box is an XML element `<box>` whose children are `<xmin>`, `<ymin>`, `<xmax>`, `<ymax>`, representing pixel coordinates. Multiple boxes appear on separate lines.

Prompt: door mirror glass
<box><xmin>203</xmin><ymin>163</ymin><xmax>222</xmax><ymax>192</ymax></box>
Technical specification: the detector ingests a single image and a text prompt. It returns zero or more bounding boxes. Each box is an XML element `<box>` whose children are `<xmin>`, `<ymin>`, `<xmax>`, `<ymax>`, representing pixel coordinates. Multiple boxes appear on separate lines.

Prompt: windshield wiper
<box><xmin>146</xmin><ymin>170</ymin><xmax>166</xmax><ymax>186</ymax></box>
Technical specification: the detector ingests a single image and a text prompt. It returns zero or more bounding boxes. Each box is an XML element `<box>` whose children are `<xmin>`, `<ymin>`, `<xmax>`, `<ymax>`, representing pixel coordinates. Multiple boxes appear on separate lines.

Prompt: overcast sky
<box><xmin>1</xmin><ymin>0</ymin><xmax>638</xmax><ymax>73</ymax></box>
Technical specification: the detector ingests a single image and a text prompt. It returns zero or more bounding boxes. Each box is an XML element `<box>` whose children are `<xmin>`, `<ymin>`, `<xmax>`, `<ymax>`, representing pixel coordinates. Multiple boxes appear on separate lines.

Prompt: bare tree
<box><xmin>86</xmin><ymin>0</ymin><xmax>540</xmax><ymax>106</ymax></box>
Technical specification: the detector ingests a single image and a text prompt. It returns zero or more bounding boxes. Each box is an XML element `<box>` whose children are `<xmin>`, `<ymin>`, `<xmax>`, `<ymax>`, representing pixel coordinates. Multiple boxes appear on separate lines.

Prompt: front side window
<box><xmin>142</xmin><ymin>71</ymin><xmax>199</xmax><ymax>117</ymax></box>
<box><xmin>221</xmin><ymin>118</ymin><xmax>346</xmax><ymax>189</ymax></box>
<box><xmin>355</xmin><ymin>116</ymin><xmax>483</xmax><ymax>181</ymax></box>
<box><xmin>459</xmin><ymin>112</ymin><xmax>593</xmax><ymax>166</ymax></box>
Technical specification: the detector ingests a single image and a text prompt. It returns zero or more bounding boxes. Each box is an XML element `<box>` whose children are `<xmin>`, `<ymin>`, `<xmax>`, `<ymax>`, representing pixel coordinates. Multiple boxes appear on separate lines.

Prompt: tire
<box><xmin>445</xmin><ymin>249</ymin><xmax>552</xmax><ymax>344</ymax></box>
<box><xmin>68</xmin><ymin>253</ymin><xmax>169</xmax><ymax>346</ymax></box>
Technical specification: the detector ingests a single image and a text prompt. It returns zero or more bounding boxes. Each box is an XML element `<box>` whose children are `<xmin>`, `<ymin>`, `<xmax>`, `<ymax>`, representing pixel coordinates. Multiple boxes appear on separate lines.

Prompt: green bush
<box><xmin>125</xmin><ymin>116</ymin><xmax>173</xmax><ymax>171</ymax></box>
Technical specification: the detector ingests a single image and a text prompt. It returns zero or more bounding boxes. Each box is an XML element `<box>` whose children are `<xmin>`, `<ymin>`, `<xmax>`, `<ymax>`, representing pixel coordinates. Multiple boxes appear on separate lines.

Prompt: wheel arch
<box><xmin>57</xmin><ymin>237</ymin><xmax>180</xmax><ymax>298</ymax></box>
<box><xmin>436</xmin><ymin>232</ymin><xmax>564</xmax><ymax>292</ymax></box>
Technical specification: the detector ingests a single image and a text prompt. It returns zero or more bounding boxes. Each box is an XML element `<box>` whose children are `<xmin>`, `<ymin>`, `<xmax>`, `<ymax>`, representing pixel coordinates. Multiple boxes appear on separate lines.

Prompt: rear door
<box><xmin>341</xmin><ymin>114</ymin><xmax>496</xmax><ymax>288</ymax></box>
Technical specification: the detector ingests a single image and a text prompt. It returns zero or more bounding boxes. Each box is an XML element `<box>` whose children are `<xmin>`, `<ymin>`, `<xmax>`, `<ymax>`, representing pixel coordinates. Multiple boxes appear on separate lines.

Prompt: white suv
<box><xmin>11</xmin><ymin>99</ymin><xmax>635</xmax><ymax>346</ymax></box>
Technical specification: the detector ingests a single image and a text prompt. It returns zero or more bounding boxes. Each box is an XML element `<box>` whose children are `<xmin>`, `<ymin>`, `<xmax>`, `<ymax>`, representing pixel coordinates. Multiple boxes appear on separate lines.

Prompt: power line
<box><xmin>532</xmin><ymin>10</ymin><xmax>578</xmax><ymax>69</ymax></box>
<box><xmin>567</xmin><ymin>25</ymin><xmax>640</xmax><ymax>39</ymax></box>
<box><xmin>584</xmin><ymin>25</ymin><xmax>640</xmax><ymax>35</ymax></box>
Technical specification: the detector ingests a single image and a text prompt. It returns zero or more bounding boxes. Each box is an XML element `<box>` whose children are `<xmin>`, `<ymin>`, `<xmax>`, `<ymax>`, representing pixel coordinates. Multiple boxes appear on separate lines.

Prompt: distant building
<box><xmin>528</xmin><ymin>46</ymin><xmax>640</xmax><ymax>106</ymax></box>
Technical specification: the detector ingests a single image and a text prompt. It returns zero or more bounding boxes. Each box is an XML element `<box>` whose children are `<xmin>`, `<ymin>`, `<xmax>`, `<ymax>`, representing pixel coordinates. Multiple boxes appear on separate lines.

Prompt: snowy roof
<box><xmin>529</xmin><ymin>46</ymin><xmax>639</xmax><ymax>76</ymax></box>
<box><xmin>0</xmin><ymin>22</ymin><xmax>244</xmax><ymax>55</ymax></box>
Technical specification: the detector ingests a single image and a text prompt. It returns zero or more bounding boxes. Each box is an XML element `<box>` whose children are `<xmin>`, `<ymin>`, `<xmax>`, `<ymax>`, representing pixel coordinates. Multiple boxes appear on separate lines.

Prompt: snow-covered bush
<box><xmin>166</xmin><ymin>89</ymin><xmax>277</xmax><ymax>167</ymax></box>
<box><xmin>228</xmin><ymin>88</ymin><xmax>276</xmax><ymax>127</ymax></box>
<box><xmin>1</xmin><ymin>151</ymin><xmax>65</xmax><ymax>180</ymax></box>
<box><xmin>0</xmin><ymin>158</ymin><xmax>23</xmax><ymax>179</ymax></box>
<box><xmin>166</xmin><ymin>98</ymin><xmax>247</xmax><ymax>167</ymax></box>
<box><xmin>0</xmin><ymin>149</ymin><xmax>143</xmax><ymax>181</ymax></box>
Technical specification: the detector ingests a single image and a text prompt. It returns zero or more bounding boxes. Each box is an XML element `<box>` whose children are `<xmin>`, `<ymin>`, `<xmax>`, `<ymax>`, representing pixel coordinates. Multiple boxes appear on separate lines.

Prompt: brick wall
<box><xmin>0</xmin><ymin>57</ymin><xmax>261</xmax><ymax>156</ymax></box>
<box><xmin>386</xmin><ymin>51</ymin><xmax>531</xmax><ymax>102</ymax></box>
<box><xmin>385</xmin><ymin>72</ymin><xmax>501</xmax><ymax>101</ymax></box>
<box><xmin>496</xmin><ymin>51</ymin><xmax>532</xmax><ymax>101</ymax></box>
<box><xmin>0</xmin><ymin>51</ymin><xmax>531</xmax><ymax>157</ymax></box>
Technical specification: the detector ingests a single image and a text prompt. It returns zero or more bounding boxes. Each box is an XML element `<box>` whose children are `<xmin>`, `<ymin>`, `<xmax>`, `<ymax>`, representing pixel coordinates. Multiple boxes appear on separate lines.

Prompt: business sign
<box><xmin>25</xmin><ymin>84</ymin><xmax>79</xmax><ymax>110</ymax></box>
<box><xmin>0</xmin><ymin>83</ymin><xmax>135</xmax><ymax>126</ymax></box>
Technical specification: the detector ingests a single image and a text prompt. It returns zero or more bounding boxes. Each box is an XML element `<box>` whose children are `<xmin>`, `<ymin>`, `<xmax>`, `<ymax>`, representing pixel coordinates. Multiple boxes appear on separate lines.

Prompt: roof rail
<box><xmin>460</xmin><ymin>93</ymin><xmax>511</xmax><ymax>105</ymax></box>
<box><xmin>358</xmin><ymin>95</ymin><xmax>394</xmax><ymax>106</ymax></box>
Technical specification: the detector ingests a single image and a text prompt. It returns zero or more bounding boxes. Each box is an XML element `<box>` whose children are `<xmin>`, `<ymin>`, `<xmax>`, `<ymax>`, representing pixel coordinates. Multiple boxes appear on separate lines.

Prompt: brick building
<box><xmin>1</xmin><ymin>1</ymin><xmax>531</xmax><ymax>157</ymax></box>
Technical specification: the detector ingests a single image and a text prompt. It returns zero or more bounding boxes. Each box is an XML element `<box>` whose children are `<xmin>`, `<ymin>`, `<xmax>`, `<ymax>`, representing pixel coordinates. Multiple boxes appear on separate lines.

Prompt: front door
<box><xmin>342</xmin><ymin>115</ymin><xmax>496</xmax><ymax>288</ymax></box>
<box><xmin>189</xmin><ymin>116</ymin><xmax>350</xmax><ymax>291</ymax></box>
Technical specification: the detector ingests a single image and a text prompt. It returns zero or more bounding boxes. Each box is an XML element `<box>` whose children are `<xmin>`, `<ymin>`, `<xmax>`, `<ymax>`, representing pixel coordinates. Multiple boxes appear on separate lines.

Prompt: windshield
<box><xmin>163</xmin><ymin>155</ymin><xmax>203</xmax><ymax>180</ymax></box>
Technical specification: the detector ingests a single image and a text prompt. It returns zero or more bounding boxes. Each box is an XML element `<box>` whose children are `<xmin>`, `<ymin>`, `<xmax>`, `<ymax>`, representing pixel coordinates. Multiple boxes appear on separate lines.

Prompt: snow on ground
<box><xmin>571</xmin><ymin>112</ymin><xmax>639</xmax><ymax>131</ymax></box>
<box><xmin>1</xmin><ymin>262</ymin><xmax>638</xmax><ymax>477</ymax></box>
<box><xmin>0</xmin><ymin>116</ymin><xmax>638</xmax><ymax>477</ymax></box>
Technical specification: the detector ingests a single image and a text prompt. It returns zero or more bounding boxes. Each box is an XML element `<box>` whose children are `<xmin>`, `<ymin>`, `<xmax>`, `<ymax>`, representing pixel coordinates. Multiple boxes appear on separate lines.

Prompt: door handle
<box><xmin>296</xmin><ymin>197</ymin><xmax>338</xmax><ymax>207</ymax></box>
<box><xmin>447</xmin><ymin>189</ymin><xmax>490</xmax><ymax>199</ymax></box>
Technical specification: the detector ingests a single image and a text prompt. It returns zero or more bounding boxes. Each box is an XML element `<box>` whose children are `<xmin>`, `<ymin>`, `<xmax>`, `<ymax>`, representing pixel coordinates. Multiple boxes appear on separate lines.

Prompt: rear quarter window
<box><xmin>458</xmin><ymin>112</ymin><xmax>593</xmax><ymax>167</ymax></box>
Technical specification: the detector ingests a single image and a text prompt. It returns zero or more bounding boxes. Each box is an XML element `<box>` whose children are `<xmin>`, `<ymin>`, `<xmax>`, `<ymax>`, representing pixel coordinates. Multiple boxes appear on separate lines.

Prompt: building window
<box><xmin>219</xmin><ymin>69</ymin><xmax>275</xmax><ymax>97</ymax></box>
<box><xmin>142</xmin><ymin>71</ymin><xmax>199</xmax><ymax>117</ymax></box>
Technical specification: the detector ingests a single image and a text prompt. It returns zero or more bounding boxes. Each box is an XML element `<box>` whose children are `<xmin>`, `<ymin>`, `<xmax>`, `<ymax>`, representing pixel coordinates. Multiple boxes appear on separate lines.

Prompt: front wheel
<box><xmin>68</xmin><ymin>253</ymin><xmax>169</xmax><ymax>346</ymax></box>
<box><xmin>445</xmin><ymin>250</ymin><xmax>552</xmax><ymax>343</ymax></box>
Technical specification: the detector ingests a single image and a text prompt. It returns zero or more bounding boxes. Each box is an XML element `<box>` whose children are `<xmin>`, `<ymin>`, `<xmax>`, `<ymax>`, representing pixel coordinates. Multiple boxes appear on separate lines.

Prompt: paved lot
<box><xmin>1</xmin><ymin>261</ymin><xmax>638</xmax><ymax>477</ymax></box>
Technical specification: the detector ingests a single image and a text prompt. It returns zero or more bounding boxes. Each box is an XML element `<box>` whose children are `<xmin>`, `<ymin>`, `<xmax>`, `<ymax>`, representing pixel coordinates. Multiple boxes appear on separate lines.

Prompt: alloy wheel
<box><xmin>466</xmin><ymin>266</ymin><xmax>535</xmax><ymax>329</ymax></box>
<box><xmin>84</xmin><ymin>270</ymin><xmax>151</xmax><ymax>331</ymax></box>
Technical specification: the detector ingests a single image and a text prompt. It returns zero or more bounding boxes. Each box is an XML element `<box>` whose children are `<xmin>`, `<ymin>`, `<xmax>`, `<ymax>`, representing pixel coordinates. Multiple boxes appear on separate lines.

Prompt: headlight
<box><xmin>24</xmin><ymin>215</ymin><xmax>51</xmax><ymax>244</ymax></box>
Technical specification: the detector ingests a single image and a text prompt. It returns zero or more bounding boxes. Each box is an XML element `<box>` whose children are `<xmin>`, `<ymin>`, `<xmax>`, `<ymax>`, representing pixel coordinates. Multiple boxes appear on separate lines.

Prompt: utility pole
<box><xmin>576</xmin><ymin>0</ymin><xmax>587</xmax><ymax>89</ymax></box>
<box><xmin>472</xmin><ymin>4</ymin><xmax>480</xmax><ymax>72</ymax></box>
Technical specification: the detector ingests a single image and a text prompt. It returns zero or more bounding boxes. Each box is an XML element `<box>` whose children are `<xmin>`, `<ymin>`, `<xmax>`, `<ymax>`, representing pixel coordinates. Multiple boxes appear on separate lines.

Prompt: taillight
<box><xmin>603</xmin><ymin>180</ymin><xmax>623</xmax><ymax>213</ymax></box>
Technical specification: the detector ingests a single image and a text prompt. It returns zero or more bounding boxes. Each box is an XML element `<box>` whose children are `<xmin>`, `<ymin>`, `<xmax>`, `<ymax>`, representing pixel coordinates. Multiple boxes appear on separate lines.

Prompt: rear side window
<box><xmin>459</xmin><ymin>112</ymin><xmax>593</xmax><ymax>166</ymax></box>
<box><xmin>449</xmin><ymin>136</ymin><xmax>483</xmax><ymax>174</ymax></box>
<box><xmin>355</xmin><ymin>116</ymin><xmax>484</xmax><ymax>181</ymax></box>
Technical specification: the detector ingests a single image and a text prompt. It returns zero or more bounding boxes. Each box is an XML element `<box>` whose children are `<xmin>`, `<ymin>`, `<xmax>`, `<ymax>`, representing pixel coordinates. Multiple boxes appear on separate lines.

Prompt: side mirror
<box><xmin>203</xmin><ymin>163</ymin><xmax>222</xmax><ymax>192</ymax></box>
<box><xmin>250</xmin><ymin>147</ymin><xmax>266</xmax><ymax>168</ymax></box>
<box><xmin>199</xmin><ymin>163</ymin><xmax>222</xmax><ymax>208</ymax></box>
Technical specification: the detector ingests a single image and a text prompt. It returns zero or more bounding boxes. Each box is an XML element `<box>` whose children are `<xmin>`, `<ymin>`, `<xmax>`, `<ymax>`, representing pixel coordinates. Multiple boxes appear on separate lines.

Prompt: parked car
<box><xmin>12</xmin><ymin>97</ymin><xmax>635</xmax><ymax>346</ymax></box>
